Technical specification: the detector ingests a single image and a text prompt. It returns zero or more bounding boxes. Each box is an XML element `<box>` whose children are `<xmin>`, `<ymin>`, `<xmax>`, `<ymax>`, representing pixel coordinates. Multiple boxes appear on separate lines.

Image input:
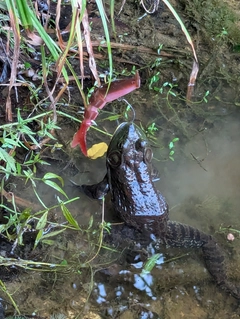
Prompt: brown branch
<box><xmin>1</xmin><ymin>188</ymin><xmax>41</xmax><ymax>212</ymax></box>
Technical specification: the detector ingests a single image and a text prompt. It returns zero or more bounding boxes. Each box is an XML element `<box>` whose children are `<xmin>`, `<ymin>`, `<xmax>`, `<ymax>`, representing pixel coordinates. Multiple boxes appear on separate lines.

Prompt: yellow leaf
<box><xmin>87</xmin><ymin>142</ymin><xmax>108</xmax><ymax>159</ymax></box>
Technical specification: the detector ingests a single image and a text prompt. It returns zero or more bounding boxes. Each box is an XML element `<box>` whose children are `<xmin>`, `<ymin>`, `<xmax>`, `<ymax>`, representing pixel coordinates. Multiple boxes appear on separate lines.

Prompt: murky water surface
<box><xmin>2</xmin><ymin>90</ymin><xmax>240</xmax><ymax>319</ymax></box>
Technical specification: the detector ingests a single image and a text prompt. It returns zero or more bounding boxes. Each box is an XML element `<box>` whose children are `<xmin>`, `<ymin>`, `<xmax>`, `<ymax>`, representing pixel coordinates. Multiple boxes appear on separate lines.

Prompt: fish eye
<box><xmin>144</xmin><ymin>147</ymin><xmax>153</xmax><ymax>163</ymax></box>
<box><xmin>107</xmin><ymin>151</ymin><xmax>122</xmax><ymax>168</ymax></box>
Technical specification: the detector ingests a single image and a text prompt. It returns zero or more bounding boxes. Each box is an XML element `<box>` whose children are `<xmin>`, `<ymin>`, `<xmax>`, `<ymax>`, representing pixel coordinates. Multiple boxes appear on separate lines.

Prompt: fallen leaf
<box><xmin>26</xmin><ymin>30</ymin><xmax>44</xmax><ymax>46</ymax></box>
<box><xmin>87</xmin><ymin>142</ymin><xmax>108</xmax><ymax>159</ymax></box>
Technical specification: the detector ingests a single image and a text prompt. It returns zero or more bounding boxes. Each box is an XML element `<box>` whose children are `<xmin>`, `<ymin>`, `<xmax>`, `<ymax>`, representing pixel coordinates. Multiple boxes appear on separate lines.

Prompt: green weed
<box><xmin>168</xmin><ymin>137</ymin><xmax>179</xmax><ymax>161</ymax></box>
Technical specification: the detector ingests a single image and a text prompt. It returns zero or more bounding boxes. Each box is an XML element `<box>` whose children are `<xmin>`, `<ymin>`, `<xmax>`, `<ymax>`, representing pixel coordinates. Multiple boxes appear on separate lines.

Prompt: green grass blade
<box><xmin>162</xmin><ymin>0</ymin><xmax>198</xmax><ymax>62</ymax></box>
<box><xmin>5</xmin><ymin>0</ymin><xmax>20</xmax><ymax>34</ymax></box>
<box><xmin>16</xmin><ymin>0</ymin><xmax>33</xmax><ymax>30</ymax></box>
<box><xmin>95</xmin><ymin>0</ymin><xmax>113</xmax><ymax>78</ymax></box>
<box><xmin>27</xmin><ymin>8</ymin><xmax>69</xmax><ymax>82</ymax></box>
<box><xmin>110</xmin><ymin>0</ymin><xmax>116</xmax><ymax>37</ymax></box>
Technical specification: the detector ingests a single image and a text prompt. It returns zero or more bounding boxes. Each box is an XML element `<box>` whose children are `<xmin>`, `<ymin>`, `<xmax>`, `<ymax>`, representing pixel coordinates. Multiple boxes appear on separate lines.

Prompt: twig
<box><xmin>190</xmin><ymin>153</ymin><xmax>207</xmax><ymax>172</ymax></box>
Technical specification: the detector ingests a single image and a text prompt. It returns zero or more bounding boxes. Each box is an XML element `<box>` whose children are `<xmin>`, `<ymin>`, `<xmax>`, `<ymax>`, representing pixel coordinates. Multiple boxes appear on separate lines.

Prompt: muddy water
<box><xmin>87</xmin><ymin>110</ymin><xmax>240</xmax><ymax>319</ymax></box>
<box><xmin>3</xmin><ymin>98</ymin><xmax>240</xmax><ymax>319</ymax></box>
<box><xmin>159</xmin><ymin>115</ymin><xmax>240</xmax><ymax>221</ymax></box>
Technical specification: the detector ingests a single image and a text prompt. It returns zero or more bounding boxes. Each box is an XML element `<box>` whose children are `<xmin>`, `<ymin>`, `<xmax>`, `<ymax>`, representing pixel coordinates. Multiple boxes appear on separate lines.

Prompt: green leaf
<box><xmin>61</xmin><ymin>204</ymin><xmax>80</xmax><ymax>230</ymax></box>
<box><xmin>0</xmin><ymin>147</ymin><xmax>16</xmax><ymax>172</ymax></box>
<box><xmin>34</xmin><ymin>229</ymin><xmax>44</xmax><ymax>249</ymax></box>
<box><xmin>60</xmin><ymin>259</ymin><xmax>68</xmax><ymax>265</ymax></box>
<box><xmin>19</xmin><ymin>208</ymin><xmax>32</xmax><ymax>221</ymax></box>
<box><xmin>24</xmin><ymin>62</ymin><xmax>31</xmax><ymax>69</ymax></box>
<box><xmin>43</xmin><ymin>172</ymin><xmax>64</xmax><ymax>187</ymax></box>
<box><xmin>88</xmin><ymin>215</ymin><xmax>93</xmax><ymax>230</ymax></box>
<box><xmin>17</xmin><ymin>232</ymin><xmax>24</xmax><ymax>246</ymax></box>
<box><xmin>2</xmin><ymin>138</ymin><xmax>21</xmax><ymax>148</ymax></box>
<box><xmin>141</xmin><ymin>253</ymin><xmax>161</xmax><ymax>275</ymax></box>
<box><xmin>169</xmin><ymin>142</ymin><xmax>174</xmax><ymax>149</ymax></box>
<box><xmin>42</xmin><ymin>239</ymin><xmax>55</xmax><ymax>245</ymax></box>
<box><xmin>43</xmin><ymin>180</ymin><xmax>68</xmax><ymax>198</ymax></box>
<box><xmin>16</xmin><ymin>162</ymin><xmax>22</xmax><ymax>175</ymax></box>
<box><xmin>36</xmin><ymin>211</ymin><xmax>48</xmax><ymax>230</ymax></box>
<box><xmin>104</xmin><ymin>114</ymin><xmax>121</xmax><ymax>121</ymax></box>
<box><xmin>23</xmin><ymin>169</ymin><xmax>36</xmax><ymax>187</ymax></box>
<box><xmin>42</xmin><ymin>228</ymin><xmax>66</xmax><ymax>239</ymax></box>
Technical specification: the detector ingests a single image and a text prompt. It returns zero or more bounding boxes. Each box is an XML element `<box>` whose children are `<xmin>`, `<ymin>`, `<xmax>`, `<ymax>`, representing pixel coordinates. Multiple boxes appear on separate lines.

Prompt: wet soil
<box><xmin>1</xmin><ymin>0</ymin><xmax>240</xmax><ymax>318</ymax></box>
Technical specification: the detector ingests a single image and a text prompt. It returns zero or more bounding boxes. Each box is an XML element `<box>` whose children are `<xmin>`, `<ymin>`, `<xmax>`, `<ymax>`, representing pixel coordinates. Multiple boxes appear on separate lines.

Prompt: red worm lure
<box><xmin>71</xmin><ymin>72</ymin><xmax>141</xmax><ymax>156</ymax></box>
